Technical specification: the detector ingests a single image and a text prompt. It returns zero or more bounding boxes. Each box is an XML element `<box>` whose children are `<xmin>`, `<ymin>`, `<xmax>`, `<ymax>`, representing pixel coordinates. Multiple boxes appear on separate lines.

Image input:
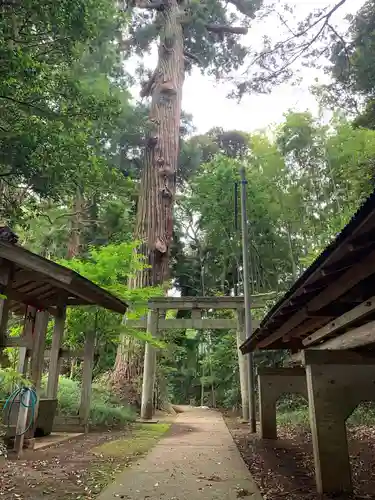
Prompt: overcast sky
<box><xmin>181</xmin><ymin>0</ymin><xmax>364</xmax><ymax>134</ymax></box>
<box><xmin>130</xmin><ymin>1</ymin><xmax>364</xmax><ymax>133</ymax></box>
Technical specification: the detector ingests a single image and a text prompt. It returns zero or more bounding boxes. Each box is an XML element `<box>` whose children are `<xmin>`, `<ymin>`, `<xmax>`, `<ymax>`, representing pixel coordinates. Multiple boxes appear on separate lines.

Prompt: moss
<box><xmin>75</xmin><ymin>423</ymin><xmax>171</xmax><ymax>498</ymax></box>
<box><xmin>93</xmin><ymin>423</ymin><xmax>170</xmax><ymax>458</ymax></box>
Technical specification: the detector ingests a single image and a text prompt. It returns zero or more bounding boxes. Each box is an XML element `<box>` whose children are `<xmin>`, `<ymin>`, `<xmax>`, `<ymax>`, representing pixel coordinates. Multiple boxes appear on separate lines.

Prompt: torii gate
<box><xmin>126</xmin><ymin>296</ymin><xmax>271</xmax><ymax>420</ymax></box>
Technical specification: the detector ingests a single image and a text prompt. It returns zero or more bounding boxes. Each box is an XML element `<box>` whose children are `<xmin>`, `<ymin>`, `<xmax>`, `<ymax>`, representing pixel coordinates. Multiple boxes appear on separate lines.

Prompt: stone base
<box><xmin>258</xmin><ymin>367</ymin><xmax>307</xmax><ymax>439</ymax></box>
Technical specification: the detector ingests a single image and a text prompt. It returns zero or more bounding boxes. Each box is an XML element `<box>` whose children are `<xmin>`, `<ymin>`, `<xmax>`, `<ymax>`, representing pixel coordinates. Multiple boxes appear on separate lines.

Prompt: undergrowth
<box><xmin>43</xmin><ymin>376</ymin><xmax>136</xmax><ymax>427</ymax></box>
<box><xmin>276</xmin><ymin>396</ymin><xmax>375</xmax><ymax>428</ymax></box>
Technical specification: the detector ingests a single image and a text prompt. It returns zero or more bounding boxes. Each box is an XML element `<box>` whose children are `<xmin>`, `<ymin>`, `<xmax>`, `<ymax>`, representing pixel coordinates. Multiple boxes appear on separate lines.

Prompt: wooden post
<box><xmin>17</xmin><ymin>306</ymin><xmax>36</xmax><ymax>377</ymax></box>
<box><xmin>140</xmin><ymin>309</ymin><xmax>159</xmax><ymax>420</ymax></box>
<box><xmin>0</xmin><ymin>260</ymin><xmax>12</xmax><ymax>365</ymax></box>
<box><xmin>13</xmin><ymin>389</ymin><xmax>31</xmax><ymax>458</ymax></box>
<box><xmin>30</xmin><ymin>311</ymin><xmax>50</xmax><ymax>392</ymax></box>
<box><xmin>14</xmin><ymin>310</ymin><xmax>49</xmax><ymax>454</ymax></box>
<box><xmin>236</xmin><ymin>309</ymin><xmax>249</xmax><ymax>421</ymax></box>
<box><xmin>79</xmin><ymin>327</ymin><xmax>96</xmax><ymax>432</ymax></box>
<box><xmin>47</xmin><ymin>304</ymin><xmax>66</xmax><ymax>399</ymax></box>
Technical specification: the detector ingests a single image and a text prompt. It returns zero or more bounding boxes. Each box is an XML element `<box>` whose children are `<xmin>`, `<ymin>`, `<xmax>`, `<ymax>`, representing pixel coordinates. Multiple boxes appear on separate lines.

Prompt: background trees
<box><xmin>1</xmin><ymin>0</ymin><xmax>374</xmax><ymax>411</ymax></box>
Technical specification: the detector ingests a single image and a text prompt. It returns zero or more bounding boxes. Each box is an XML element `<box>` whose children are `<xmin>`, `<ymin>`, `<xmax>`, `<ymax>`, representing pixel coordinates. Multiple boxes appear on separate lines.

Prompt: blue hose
<box><xmin>3</xmin><ymin>387</ymin><xmax>37</xmax><ymax>436</ymax></box>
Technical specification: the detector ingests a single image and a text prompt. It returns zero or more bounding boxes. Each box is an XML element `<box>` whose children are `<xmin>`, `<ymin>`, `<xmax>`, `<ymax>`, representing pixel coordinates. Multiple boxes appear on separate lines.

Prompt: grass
<box><xmin>277</xmin><ymin>408</ymin><xmax>310</xmax><ymax>427</ymax></box>
<box><xmin>276</xmin><ymin>399</ymin><xmax>375</xmax><ymax>428</ymax></box>
<box><xmin>93</xmin><ymin>423</ymin><xmax>171</xmax><ymax>458</ymax></box>
<box><xmin>83</xmin><ymin>423</ymin><xmax>171</xmax><ymax>497</ymax></box>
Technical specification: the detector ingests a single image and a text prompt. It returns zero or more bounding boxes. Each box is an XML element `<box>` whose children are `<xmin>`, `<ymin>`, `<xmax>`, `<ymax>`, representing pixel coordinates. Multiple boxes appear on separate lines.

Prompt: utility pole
<box><xmin>239</xmin><ymin>166</ymin><xmax>257</xmax><ymax>433</ymax></box>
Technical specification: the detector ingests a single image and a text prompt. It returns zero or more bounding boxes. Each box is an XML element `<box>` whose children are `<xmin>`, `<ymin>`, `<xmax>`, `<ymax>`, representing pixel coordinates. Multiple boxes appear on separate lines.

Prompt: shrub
<box><xmin>50</xmin><ymin>375</ymin><xmax>136</xmax><ymax>427</ymax></box>
<box><xmin>55</xmin><ymin>376</ymin><xmax>81</xmax><ymax>415</ymax></box>
<box><xmin>90</xmin><ymin>401</ymin><xmax>135</xmax><ymax>427</ymax></box>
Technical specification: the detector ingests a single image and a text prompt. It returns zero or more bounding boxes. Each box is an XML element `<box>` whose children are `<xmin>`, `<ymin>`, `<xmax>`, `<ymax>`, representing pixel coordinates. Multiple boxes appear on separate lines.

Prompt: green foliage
<box><xmin>0</xmin><ymin>368</ymin><xmax>31</xmax><ymax>400</ymax></box>
<box><xmin>54</xmin><ymin>376</ymin><xmax>136</xmax><ymax>427</ymax></box>
<box><xmin>52</xmin><ymin>242</ymin><xmax>162</xmax><ymax>375</ymax></box>
<box><xmin>127</xmin><ymin>0</ymin><xmax>261</xmax><ymax>80</ymax></box>
<box><xmin>324</xmin><ymin>1</ymin><xmax>375</xmax><ymax>127</ymax></box>
<box><xmin>0</xmin><ymin>0</ymin><xmax>128</xmax><ymax>213</ymax></box>
<box><xmin>165</xmin><ymin>110</ymin><xmax>374</xmax><ymax>410</ymax></box>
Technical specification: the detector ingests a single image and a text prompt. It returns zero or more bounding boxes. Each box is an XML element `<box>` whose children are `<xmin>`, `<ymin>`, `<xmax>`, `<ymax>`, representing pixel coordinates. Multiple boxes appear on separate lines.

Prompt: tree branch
<box><xmin>140</xmin><ymin>70</ymin><xmax>157</xmax><ymax>98</ymax></box>
<box><xmin>205</xmin><ymin>24</ymin><xmax>248</xmax><ymax>35</ymax></box>
<box><xmin>238</xmin><ymin>0</ymin><xmax>348</xmax><ymax>93</ymax></box>
<box><xmin>184</xmin><ymin>50</ymin><xmax>203</xmax><ymax>66</ymax></box>
<box><xmin>226</xmin><ymin>0</ymin><xmax>259</xmax><ymax>18</ymax></box>
<box><xmin>136</xmin><ymin>0</ymin><xmax>164</xmax><ymax>9</ymax></box>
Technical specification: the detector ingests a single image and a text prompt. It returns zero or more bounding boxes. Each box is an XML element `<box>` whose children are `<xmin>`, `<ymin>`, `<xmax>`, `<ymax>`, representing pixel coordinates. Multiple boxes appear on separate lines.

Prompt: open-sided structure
<box><xmin>240</xmin><ymin>191</ymin><xmax>375</xmax><ymax>495</ymax></box>
<box><xmin>0</xmin><ymin>236</ymin><xmax>127</xmax><ymax>455</ymax></box>
<box><xmin>130</xmin><ymin>296</ymin><xmax>271</xmax><ymax>421</ymax></box>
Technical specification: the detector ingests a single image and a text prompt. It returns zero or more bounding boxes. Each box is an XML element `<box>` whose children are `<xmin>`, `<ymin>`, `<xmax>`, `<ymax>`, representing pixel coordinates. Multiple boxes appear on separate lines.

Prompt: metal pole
<box><xmin>239</xmin><ymin>166</ymin><xmax>257</xmax><ymax>433</ymax></box>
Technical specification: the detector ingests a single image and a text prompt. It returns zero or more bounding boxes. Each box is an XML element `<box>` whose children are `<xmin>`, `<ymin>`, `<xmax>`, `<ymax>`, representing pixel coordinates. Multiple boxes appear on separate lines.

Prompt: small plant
<box><xmin>0</xmin><ymin>367</ymin><xmax>31</xmax><ymax>400</ymax></box>
<box><xmin>49</xmin><ymin>376</ymin><xmax>136</xmax><ymax>427</ymax></box>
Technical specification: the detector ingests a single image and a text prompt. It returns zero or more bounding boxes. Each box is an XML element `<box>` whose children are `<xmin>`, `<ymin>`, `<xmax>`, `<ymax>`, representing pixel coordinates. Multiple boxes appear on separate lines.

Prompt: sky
<box><xmin>130</xmin><ymin>1</ymin><xmax>365</xmax><ymax>134</ymax></box>
<box><xmin>180</xmin><ymin>0</ymin><xmax>365</xmax><ymax>134</ymax></box>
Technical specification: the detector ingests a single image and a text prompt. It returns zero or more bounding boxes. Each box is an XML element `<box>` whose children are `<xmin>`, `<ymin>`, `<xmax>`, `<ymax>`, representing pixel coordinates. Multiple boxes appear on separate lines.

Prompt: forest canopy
<box><xmin>0</xmin><ymin>0</ymin><xmax>374</xmax><ymax>410</ymax></box>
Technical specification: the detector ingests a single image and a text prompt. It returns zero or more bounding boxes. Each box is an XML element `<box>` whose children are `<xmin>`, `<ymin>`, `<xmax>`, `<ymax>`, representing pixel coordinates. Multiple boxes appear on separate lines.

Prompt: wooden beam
<box><xmin>303</xmin><ymin>296</ymin><xmax>375</xmax><ymax>347</ymax></box>
<box><xmin>29</xmin><ymin>311</ymin><xmax>49</xmax><ymax>437</ymax></box>
<box><xmin>126</xmin><ymin>318</ymin><xmax>259</xmax><ymax>330</ymax></box>
<box><xmin>302</xmin><ymin>349</ymin><xmax>375</xmax><ymax>366</ymax></box>
<box><xmin>257</xmin><ymin>249</ymin><xmax>375</xmax><ymax>348</ymax></box>
<box><xmin>0</xmin><ymin>243</ymin><xmax>72</xmax><ymax>285</ymax></box>
<box><xmin>283</xmin><ymin>316</ymin><xmax>333</xmax><ymax>342</ymax></box>
<box><xmin>0</xmin><ymin>259</ymin><xmax>13</xmax><ymax>349</ymax></box>
<box><xmin>13</xmin><ymin>389</ymin><xmax>31</xmax><ymax>458</ymax></box>
<box><xmin>6</xmin><ymin>288</ymin><xmax>58</xmax><ymax>316</ymax></box>
<box><xmin>147</xmin><ymin>296</ymin><xmax>269</xmax><ymax>310</ymax></box>
<box><xmin>313</xmin><ymin>319</ymin><xmax>375</xmax><ymax>351</ymax></box>
<box><xmin>47</xmin><ymin>303</ymin><xmax>66</xmax><ymax>399</ymax></box>
<box><xmin>79</xmin><ymin>328</ymin><xmax>96</xmax><ymax>432</ymax></box>
<box><xmin>191</xmin><ymin>308</ymin><xmax>201</xmax><ymax>320</ymax></box>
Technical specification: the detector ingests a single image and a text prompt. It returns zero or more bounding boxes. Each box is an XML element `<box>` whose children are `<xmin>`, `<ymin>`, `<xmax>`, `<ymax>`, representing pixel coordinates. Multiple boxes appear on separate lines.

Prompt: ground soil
<box><xmin>226</xmin><ymin>417</ymin><xmax>375</xmax><ymax>500</ymax></box>
<box><xmin>0</xmin><ymin>428</ymin><xmax>135</xmax><ymax>500</ymax></box>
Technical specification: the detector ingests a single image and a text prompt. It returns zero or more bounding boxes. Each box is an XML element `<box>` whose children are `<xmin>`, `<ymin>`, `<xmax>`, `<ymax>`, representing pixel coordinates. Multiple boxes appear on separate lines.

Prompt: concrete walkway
<box><xmin>98</xmin><ymin>407</ymin><xmax>262</xmax><ymax>500</ymax></box>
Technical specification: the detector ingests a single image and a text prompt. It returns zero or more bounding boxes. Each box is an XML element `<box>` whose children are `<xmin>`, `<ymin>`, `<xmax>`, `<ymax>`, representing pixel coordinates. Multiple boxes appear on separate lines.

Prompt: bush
<box><xmin>56</xmin><ymin>376</ymin><xmax>81</xmax><ymax>415</ymax></box>
<box><xmin>90</xmin><ymin>401</ymin><xmax>135</xmax><ymax>427</ymax></box>
<box><xmin>51</xmin><ymin>376</ymin><xmax>136</xmax><ymax>427</ymax></box>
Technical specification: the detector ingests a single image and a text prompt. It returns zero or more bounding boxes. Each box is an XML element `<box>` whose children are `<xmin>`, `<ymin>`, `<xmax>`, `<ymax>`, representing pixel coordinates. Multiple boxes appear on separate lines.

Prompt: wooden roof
<box><xmin>240</xmin><ymin>191</ymin><xmax>375</xmax><ymax>354</ymax></box>
<box><xmin>0</xmin><ymin>241</ymin><xmax>128</xmax><ymax>316</ymax></box>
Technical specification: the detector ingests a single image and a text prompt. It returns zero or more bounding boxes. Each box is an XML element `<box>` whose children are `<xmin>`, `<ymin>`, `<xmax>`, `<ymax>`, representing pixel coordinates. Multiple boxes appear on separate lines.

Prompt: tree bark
<box><xmin>67</xmin><ymin>188</ymin><xmax>84</xmax><ymax>259</ymax></box>
<box><xmin>112</xmin><ymin>0</ymin><xmax>184</xmax><ymax>393</ymax></box>
<box><xmin>133</xmin><ymin>0</ymin><xmax>184</xmax><ymax>287</ymax></box>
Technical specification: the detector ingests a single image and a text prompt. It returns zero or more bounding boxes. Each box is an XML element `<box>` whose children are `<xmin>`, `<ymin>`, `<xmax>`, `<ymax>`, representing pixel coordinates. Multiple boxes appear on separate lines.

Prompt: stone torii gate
<box><xmin>126</xmin><ymin>296</ymin><xmax>269</xmax><ymax>420</ymax></box>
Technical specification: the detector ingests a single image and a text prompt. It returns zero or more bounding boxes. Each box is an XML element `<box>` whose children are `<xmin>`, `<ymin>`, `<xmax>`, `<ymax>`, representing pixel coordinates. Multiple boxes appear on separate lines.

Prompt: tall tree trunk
<box><xmin>67</xmin><ymin>188</ymin><xmax>84</xmax><ymax>259</ymax></box>
<box><xmin>133</xmin><ymin>2</ymin><xmax>184</xmax><ymax>287</ymax></box>
<box><xmin>112</xmin><ymin>0</ymin><xmax>184</xmax><ymax>393</ymax></box>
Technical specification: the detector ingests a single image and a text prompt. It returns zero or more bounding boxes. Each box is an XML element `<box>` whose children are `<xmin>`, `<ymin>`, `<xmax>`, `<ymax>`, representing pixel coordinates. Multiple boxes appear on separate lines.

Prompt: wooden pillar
<box><xmin>30</xmin><ymin>311</ymin><xmax>50</xmax><ymax>391</ymax></box>
<box><xmin>17</xmin><ymin>306</ymin><xmax>36</xmax><ymax>377</ymax></box>
<box><xmin>12</xmin><ymin>307</ymin><xmax>36</xmax><ymax>457</ymax></box>
<box><xmin>0</xmin><ymin>260</ymin><xmax>13</xmax><ymax>365</ymax></box>
<box><xmin>79</xmin><ymin>328</ymin><xmax>96</xmax><ymax>432</ymax></box>
<box><xmin>236</xmin><ymin>310</ymin><xmax>249</xmax><ymax>421</ymax></box>
<box><xmin>47</xmin><ymin>304</ymin><xmax>66</xmax><ymax>399</ymax></box>
<box><xmin>140</xmin><ymin>309</ymin><xmax>158</xmax><ymax>420</ymax></box>
<box><xmin>21</xmin><ymin>310</ymin><xmax>49</xmax><ymax>450</ymax></box>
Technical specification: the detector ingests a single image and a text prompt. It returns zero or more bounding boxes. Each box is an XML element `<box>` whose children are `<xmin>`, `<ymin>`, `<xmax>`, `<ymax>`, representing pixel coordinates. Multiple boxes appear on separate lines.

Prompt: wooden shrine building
<box><xmin>0</xmin><ymin>233</ymin><xmax>127</xmax><ymax>455</ymax></box>
<box><xmin>240</xmin><ymin>190</ymin><xmax>375</xmax><ymax>495</ymax></box>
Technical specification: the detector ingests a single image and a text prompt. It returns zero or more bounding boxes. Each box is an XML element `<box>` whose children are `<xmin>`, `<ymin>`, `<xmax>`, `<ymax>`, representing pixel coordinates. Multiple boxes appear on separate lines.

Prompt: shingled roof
<box><xmin>240</xmin><ymin>190</ymin><xmax>375</xmax><ymax>353</ymax></box>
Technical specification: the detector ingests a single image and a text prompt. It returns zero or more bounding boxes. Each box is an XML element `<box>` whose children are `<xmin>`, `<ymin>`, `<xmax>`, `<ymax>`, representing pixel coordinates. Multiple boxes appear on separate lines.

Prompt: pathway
<box><xmin>98</xmin><ymin>407</ymin><xmax>263</xmax><ymax>500</ymax></box>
